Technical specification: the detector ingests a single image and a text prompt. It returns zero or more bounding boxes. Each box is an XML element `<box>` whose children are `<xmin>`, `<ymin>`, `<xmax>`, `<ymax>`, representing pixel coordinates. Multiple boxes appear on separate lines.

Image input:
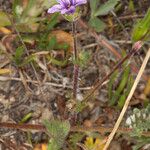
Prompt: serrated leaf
<box><xmin>69</xmin><ymin>133</ymin><xmax>85</xmax><ymax>149</ymax></box>
<box><xmin>0</xmin><ymin>11</ymin><xmax>11</xmax><ymax>27</ymax></box>
<box><xmin>132</xmin><ymin>8</ymin><xmax>150</xmax><ymax>42</ymax></box>
<box><xmin>94</xmin><ymin>0</ymin><xmax>120</xmax><ymax>17</ymax></box>
<box><xmin>43</xmin><ymin>120</ymin><xmax>70</xmax><ymax>150</ymax></box>
<box><xmin>88</xmin><ymin>17</ymin><xmax>106</xmax><ymax>32</ymax></box>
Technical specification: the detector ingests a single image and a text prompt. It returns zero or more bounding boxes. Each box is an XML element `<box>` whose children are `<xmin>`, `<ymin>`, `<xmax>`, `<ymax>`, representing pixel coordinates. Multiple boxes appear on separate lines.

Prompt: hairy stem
<box><xmin>72</xmin><ymin>21</ymin><xmax>79</xmax><ymax>99</ymax></box>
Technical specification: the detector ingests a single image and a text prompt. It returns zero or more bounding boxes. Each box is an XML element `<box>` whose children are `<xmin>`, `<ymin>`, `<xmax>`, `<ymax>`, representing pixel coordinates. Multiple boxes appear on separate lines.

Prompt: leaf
<box><xmin>88</xmin><ymin>17</ymin><xmax>106</xmax><ymax>32</ymax></box>
<box><xmin>20</xmin><ymin>112</ymin><xmax>32</xmax><ymax>123</ymax></box>
<box><xmin>0</xmin><ymin>69</ymin><xmax>12</xmax><ymax>74</ymax></box>
<box><xmin>14</xmin><ymin>46</ymin><xmax>25</xmax><ymax>66</ymax></box>
<box><xmin>46</xmin><ymin>13</ymin><xmax>59</xmax><ymax>31</ymax></box>
<box><xmin>0</xmin><ymin>27</ymin><xmax>12</xmax><ymax>34</ymax></box>
<box><xmin>90</xmin><ymin>0</ymin><xmax>99</xmax><ymax>17</ymax></box>
<box><xmin>94</xmin><ymin>0</ymin><xmax>120</xmax><ymax>17</ymax></box>
<box><xmin>33</xmin><ymin>143</ymin><xmax>48</xmax><ymax>150</ymax></box>
<box><xmin>47</xmin><ymin>36</ymin><xmax>57</xmax><ymax>50</ymax></box>
<box><xmin>43</xmin><ymin>120</ymin><xmax>70</xmax><ymax>150</ymax></box>
<box><xmin>50</xmin><ymin>30</ymin><xmax>73</xmax><ymax>53</ymax></box>
<box><xmin>78</xmin><ymin>51</ymin><xmax>90</xmax><ymax>67</ymax></box>
<box><xmin>109</xmin><ymin>65</ymin><xmax>130</xmax><ymax>106</ymax></box>
<box><xmin>16</xmin><ymin>23</ymin><xmax>39</xmax><ymax>33</ymax></box>
<box><xmin>0</xmin><ymin>11</ymin><xmax>11</xmax><ymax>27</ymax></box>
<box><xmin>128</xmin><ymin>0</ymin><xmax>135</xmax><ymax>12</ymax></box>
<box><xmin>20</xmin><ymin>54</ymin><xmax>35</xmax><ymax>67</ymax></box>
<box><xmin>69</xmin><ymin>133</ymin><xmax>85</xmax><ymax>149</ymax></box>
<box><xmin>132</xmin><ymin>8</ymin><xmax>150</xmax><ymax>42</ymax></box>
<box><xmin>84</xmin><ymin>137</ymin><xmax>105</xmax><ymax>150</ymax></box>
<box><xmin>108</xmin><ymin>70</ymin><xmax>118</xmax><ymax>101</ymax></box>
<box><xmin>117</xmin><ymin>75</ymin><xmax>133</xmax><ymax>108</ymax></box>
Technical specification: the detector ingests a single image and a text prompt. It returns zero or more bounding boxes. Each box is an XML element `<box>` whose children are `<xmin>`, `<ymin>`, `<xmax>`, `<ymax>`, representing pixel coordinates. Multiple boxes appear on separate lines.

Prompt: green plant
<box><xmin>132</xmin><ymin>8</ymin><xmax>150</xmax><ymax>42</ymax></box>
<box><xmin>126</xmin><ymin>104</ymin><xmax>150</xmax><ymax>150</ymax></box>
<box><xmin>69</xmin><ymin>133</ymin><xmax>85</xmax><ymax>150</ymax></box>
<box><xmin>43</xmin><ymin>119</ymin><xmax>70</xmax><ymax>150</ymax></box>
<box><xmin>13</xmin><ymin>46</ymin><xmax>35</xmax><ymax>67</ymax></box>
<box><xmin>108</xmin><ymin>51</ymin><xmax>133</xmax><ymax>108</ymax></box>
<box><xmin>89</xmin><ymin>0</ymin><xmax>120</xmax><ymax>32</ymax></box>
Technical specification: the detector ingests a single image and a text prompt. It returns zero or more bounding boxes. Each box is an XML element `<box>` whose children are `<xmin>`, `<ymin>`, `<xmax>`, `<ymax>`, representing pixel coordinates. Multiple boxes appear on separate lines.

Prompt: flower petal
<box><xmin>71</xmin><ymin>0</ymin><xmax>76</xmax><ymax>5</ymax></box>
<box><xmin>75</xmin><ymin>0</ymin><xmax>87</xmax><ymax>6</ymax></box>
<box><xmin>47</xmin><ymin>4</ymin><xmax>62</xmax><ymax>13</ymax></box>
<box><xmin>60</xmin><ymin>0</ymin><xmax>71</xmax><ymax>7</ymax></box>
<box><xmin>61</xmin><ymin>5</ymin><xmax>76</xmax><ymax>14</ymax></box>
<box><xmin>56</xmin><ymin>0</ymin><xmax>66</xmax><ymax>7</ymax></box>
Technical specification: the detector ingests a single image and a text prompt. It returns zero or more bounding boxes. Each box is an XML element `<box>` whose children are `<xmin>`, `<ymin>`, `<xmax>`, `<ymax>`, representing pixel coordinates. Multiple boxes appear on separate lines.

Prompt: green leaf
<box><xmin>117</xmin><ymin>75</ymin><xmax>133</xmax><ymax>108</ymax></box>
<box><xmin>88</xmin><ymin>17</ymin><xmax>106</xmax><ymax>32</ymax></box>
<box><xmin>0</xmin><ymin>11</ymin><xmax>11</xmax><ymax>27</ymax></box>
<box><xmin>12</xmin><ymin>0</ymin><xmax>22</xmax><ymax>20</ymax></box>
<box><xmin>20</xmin><ymin>54</ymin><xmax>35</xmax><ymax>67</ymax></box>
<box><xmin>108</xmin><ymin>70</ymin><xmax>118</xmax><ymax>100</ymax></box>
<box><xmin>132</xmin><ymin>8</ymin><xmax>150</xmax><ymax>42</ymax></box>
<box><xmin>43</xmin><ymin>120</ymin><xmax>70</xmax><ymax>150</ymax></box>
<box><xmin>47</xmin><ymin>36</ymin><xmax>57</xmax><ymax>50</ymax></box>
<box><xmin>109</xmin><ymin>65</ymin><xmax>130</xmax><ymax>106</ymax></box>
<box><xmin>69</xmin><ymin>133</ymin><xmax>85</xmax><ymax>149</ymax></box>
<box><xmin>128</xmin><ymin>0</ymin><xmax>135</xmax><ymax>12</ymax></box>
<box><xmin>14</xmin><ymin>46</ymin><xmax>25</xmax><ymax>66</ymax></box>
<box><xmin>46</xmin><ymin>13</ymin><xmax>59</xmax><ymax>31</ymax></box>
<box><xmin>94</xmin><ymin>0</ymin><xmax>120</xmax><ymax>17</ymax></box>
<box><xmin>78</xmin><ymin>51</ymin><xmax>90</xmax><ymax>67</ymax></box>
<box><xmin>90</xmin><ymin>0</ymin><xmax>99</xmax><ymax>17</ymax></box>
<box><xmin>55</xmin><ymin>43</ymin><xmax>69</xmax><ymax>51</ymax></box>
<box><xmin>20</xmin><ymin>112</ymin><xmax>32</xmax><ymax>123</ymax></box>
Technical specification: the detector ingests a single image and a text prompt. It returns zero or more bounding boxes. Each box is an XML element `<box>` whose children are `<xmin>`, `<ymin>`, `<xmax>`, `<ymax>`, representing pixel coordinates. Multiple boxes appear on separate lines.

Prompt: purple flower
<box><xmin>48</xmin><ymin>0</ymin><xmax>87</xmax><ymax>14</ymax></box>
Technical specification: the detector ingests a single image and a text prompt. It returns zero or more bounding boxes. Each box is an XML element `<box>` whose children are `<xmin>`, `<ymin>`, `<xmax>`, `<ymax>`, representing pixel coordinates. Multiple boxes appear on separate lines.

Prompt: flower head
<box><xmin>48</xmin><ymin>0</ymin><xmax>87</xmax><ymax>14</ymax></box>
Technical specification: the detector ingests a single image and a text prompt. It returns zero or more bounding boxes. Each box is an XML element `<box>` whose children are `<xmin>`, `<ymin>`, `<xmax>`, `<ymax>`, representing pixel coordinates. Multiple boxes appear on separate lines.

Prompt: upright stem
<box><xmin>72</xmin><ymin>21</ymin><xmax>79</xmax><ymax>99</ymax></box>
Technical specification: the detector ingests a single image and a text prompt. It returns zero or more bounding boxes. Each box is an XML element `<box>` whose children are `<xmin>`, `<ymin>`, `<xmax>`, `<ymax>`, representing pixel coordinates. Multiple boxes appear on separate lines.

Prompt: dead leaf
<box><xmin>2</xmin><ymin>34</ymin><xmax>17</xmax><ymax>53</ymax></box>
<box><xmin>33</xmin><ymin>143</ymin><xmax>48</xmax><ymax>150</ymax></box>
<box><xmin>0</xmin><ymin>27</ymin><xmax>12</xmax><ymax>34</ymax></box>
<box><xmin>50</xmin><ymin>30</ymin><xmax>73</xmax><ymax>53</ymax></box>
<box><xmin>0</xmin><ymin>69</ymin><xmax>12</xmax><ymax>74</ymax></box>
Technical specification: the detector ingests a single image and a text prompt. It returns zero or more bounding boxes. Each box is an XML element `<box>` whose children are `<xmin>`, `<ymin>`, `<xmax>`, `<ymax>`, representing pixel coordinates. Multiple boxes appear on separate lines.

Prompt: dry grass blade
<box><xmin>103</xmin><ymin>48</ymin><xmax>150</xmax><ymax>150</ymax></box>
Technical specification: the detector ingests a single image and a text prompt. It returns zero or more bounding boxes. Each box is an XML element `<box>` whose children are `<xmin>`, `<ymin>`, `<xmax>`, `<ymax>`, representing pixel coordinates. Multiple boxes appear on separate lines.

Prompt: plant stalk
<box><xmin>72</xmin><ymin>21</ymin><xmax>79</xmax><ymax>99</ymax></box>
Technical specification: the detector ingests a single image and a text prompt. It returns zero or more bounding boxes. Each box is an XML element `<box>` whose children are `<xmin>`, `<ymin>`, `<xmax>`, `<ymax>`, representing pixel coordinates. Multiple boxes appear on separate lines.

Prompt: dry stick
<box><xmin>103</xmin><ymin>48</ymin><xmax>150</xmax><ymax>150</ymax></box>
<box><xmin>0</xmin><ymin>76</ymin><xmax>92</xmax><ymax>90</ymax></box>
<box><xmin>0</xmin><ymin>122</ymin><xmax>150</xmax><ymax>137</ymax></box>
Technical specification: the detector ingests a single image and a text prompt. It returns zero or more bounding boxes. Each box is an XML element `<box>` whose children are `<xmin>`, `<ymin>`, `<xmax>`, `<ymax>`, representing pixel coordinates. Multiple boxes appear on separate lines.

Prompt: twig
<box><xmin>0</xmin><ymin>122</ymin><xmax>150</xmax><ymax>137</ymax></box>
<box><xmin>118</xmin><ymin>14</ymin><xmax>144</xmax><ymax>20</ymax></box>
<box><xmin>103</xmin><ymin>48</ymin><xmax>150</xmax><ymax>150</ymax></box>
<box><xmin>0</xmin><ymin>76</ymin><xmax>92</xmax><ymax>90</ymax></box>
